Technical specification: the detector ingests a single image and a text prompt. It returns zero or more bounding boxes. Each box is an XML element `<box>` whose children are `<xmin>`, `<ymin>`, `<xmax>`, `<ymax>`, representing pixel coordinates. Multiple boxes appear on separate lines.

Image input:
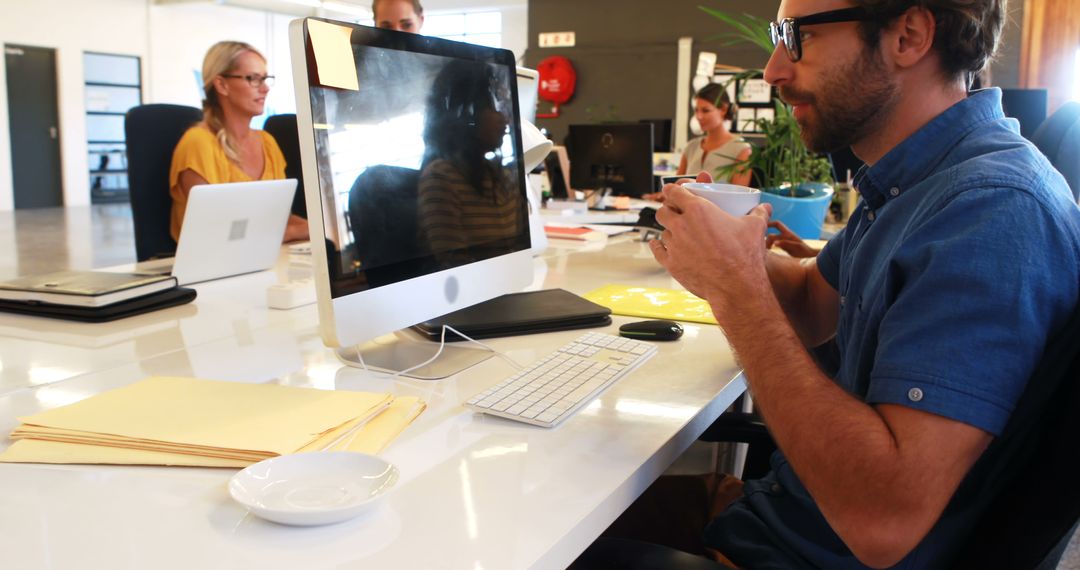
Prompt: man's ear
<box><xmin>883</xmin><ymin>6</ymin><xmax>936</xmax><ymax>69</ymax></box>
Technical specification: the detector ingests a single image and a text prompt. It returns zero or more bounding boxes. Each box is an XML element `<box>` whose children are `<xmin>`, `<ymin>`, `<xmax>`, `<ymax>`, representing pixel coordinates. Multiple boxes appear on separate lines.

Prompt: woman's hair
<box><xmin>695</xmin><ymin>83</ymin><xmax>735</xmax><ymax>121</ymax></box>
<box><xmin>201</xmin><ymin>41</ymin><xmax>265</xmax><ymax>163</ymax></box>
<box><xmin>422</xmin><ymin>60</ymin><xmax>506</xmax><ymax>194</ymax></box>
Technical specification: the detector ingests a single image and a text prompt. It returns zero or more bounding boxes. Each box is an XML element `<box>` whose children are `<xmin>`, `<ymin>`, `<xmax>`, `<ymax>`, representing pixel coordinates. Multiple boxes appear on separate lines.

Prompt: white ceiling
<box><xmin>155</xmin><ymin>0</ymin><xmax>526</xmax><ymax>19</ymax></box>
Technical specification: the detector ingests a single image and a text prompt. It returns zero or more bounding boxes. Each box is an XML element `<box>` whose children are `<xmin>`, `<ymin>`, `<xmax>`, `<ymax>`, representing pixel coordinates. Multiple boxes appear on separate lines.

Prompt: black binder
<box><xmin>0</xmin><ymin>286</ymin><xmax>197</xmax><ymax>323</ymax></box>
<box><xmin>413</xmin><ymin>288</ymin><xmax>612</xmax><ymax>341</ymax></box>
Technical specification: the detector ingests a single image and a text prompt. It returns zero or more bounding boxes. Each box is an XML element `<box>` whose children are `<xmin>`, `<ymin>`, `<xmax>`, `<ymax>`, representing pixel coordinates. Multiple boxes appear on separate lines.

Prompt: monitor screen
<box><xmin>291</xmin><ymin>18</ymin><xmax>534</xmax><ymax>352</ymax></box>
<box><xmin>566</xmin><ymin>123</ymin><xmax>654</xmax><ymax>197</ymax></box>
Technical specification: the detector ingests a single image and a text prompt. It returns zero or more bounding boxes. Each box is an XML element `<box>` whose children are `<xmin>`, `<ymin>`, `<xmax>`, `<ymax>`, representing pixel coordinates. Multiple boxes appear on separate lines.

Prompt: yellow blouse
<box><xmin>168</xmin><ymin>125</ymin><xmax>287</xmax><ymax>241</ymax></box>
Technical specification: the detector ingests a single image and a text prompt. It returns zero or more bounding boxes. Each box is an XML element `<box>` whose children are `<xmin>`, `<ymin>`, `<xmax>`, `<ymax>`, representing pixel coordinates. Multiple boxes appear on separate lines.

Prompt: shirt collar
<box><xmin>854</xmin><ymin>88</ymin><xmax>1005</xmax><ymax>210</ymax></box>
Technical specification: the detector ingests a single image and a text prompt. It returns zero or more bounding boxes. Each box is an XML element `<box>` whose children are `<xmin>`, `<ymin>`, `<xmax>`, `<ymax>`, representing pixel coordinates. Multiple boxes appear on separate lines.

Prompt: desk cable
<box><xmin>349</xmin><ymin>325</ymin><xmax>526</xmax><ymax>379</ymax></box>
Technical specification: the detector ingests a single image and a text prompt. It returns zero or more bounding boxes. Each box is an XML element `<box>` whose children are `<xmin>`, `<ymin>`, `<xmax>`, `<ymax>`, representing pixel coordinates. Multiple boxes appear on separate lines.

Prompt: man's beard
<box><xmin>779</xmin><ymin>47</ymin><xmax>900</xmax><ymax>153</ymax></box>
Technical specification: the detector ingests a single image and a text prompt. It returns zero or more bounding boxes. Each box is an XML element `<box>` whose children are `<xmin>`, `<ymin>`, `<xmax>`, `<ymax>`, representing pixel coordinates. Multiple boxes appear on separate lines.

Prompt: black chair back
<box><xmin>263</xmin><ymin>113</ymin><xmax>307</xmax><ymax>219</ymax></box>
<box><xmin>1031</xmin><ymin>101</ymin><xmax>1080</xmax><ymax>202</ymax></box>
<box><xmin>347</xmin><ymin>165</ymin><xmax>426</xmax><ymax>286</ymax></box>
<box><xmin>124</xmin><ymin>104</ymin><xmax>202</xmax><ymax>261</ymax></box>
<box><xmin>949</xmin><ymin>307</ymin><xmax>1080</xmax><ymax>569</ymax></box>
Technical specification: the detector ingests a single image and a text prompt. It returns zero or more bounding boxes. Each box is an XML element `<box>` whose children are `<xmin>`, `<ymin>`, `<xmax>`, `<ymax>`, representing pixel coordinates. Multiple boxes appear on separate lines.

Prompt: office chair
<box><xmin>1031</xmin><ymin>101</ymin><xmax>1080</xmax><ymax>202</ymax></box>
<box><xmin>347</xmin><ymin>165</ymin><xmax>426</xmax><ymax>285</ymax></box>
<box><xmin>573</xmin><ymin>306</ymin><xmax>1080</xmax><ymax>570</ymax></box>
<box><xmin>1001</xmin><ymin>88</ymin><xmax>1049</xmax><ymax>140</ymax></box>
<box><xmin>262</xmin><ymin>113</ymin><xmax>308</xmax><ymax>219</ymax></box>
<box><xmin>125</xmin><ymin>104</ymin><xmax>202</xmax><ymax>261</ymax></box>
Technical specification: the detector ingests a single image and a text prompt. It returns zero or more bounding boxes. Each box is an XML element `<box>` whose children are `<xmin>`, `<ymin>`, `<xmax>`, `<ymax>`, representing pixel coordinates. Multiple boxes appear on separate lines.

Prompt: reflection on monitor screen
<box><xmin>291</xmin><ymin>19</ymin><xmax>533</xmax><ymax>378</ymax></box>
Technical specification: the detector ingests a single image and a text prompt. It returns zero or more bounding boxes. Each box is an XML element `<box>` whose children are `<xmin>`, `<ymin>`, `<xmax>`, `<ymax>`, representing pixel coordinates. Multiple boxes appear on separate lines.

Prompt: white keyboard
<box><xmin>464</xmin><ymin>332</ymin><xmax>657</xmax><ymax>427</ymax></box>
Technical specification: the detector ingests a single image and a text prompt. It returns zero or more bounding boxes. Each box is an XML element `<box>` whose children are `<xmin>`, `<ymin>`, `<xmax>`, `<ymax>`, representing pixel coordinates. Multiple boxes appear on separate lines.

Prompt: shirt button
<box><xmin>908</xmin><ymin>387</ymin><xmax>924</xmax><ymax>402</ymax></box>
<box><xmin>867</xmin><ymin>211</ymin><xmax>876</xmax><ymax>221</ymax></box>
<box><xmin>840</xmin><ymin>296</ymin><xmax>846</xmax><ymax>306</ymax></box>
<box><xmin>771</xmin><ymin>483</ymin><xmax>782</xmax><ymax>493</ymax></box>
<box><xmin>889</xmin><ymin>186</ymin><xmax>900</xmax><ymax>197</ymax></box>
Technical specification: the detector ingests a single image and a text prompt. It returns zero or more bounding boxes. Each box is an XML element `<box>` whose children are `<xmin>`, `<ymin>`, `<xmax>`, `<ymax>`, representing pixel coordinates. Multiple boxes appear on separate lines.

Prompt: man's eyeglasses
<box><xmin>221</xmin><ymin>73</ymin><xmax>275</xmax><ymax>88</ymax></box>
<box><xmin>769</xmin><ymin>7</ymin><xmax>875</xmax><ymax>62</ymax></box>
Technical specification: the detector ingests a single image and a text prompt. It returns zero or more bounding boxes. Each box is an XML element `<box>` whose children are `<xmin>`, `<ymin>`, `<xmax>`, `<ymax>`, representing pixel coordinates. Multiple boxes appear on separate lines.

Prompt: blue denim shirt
<box><xmin>706</xmin><ymin>89</ymin><xmax>1080</xmax><ymax>569</ymax></box>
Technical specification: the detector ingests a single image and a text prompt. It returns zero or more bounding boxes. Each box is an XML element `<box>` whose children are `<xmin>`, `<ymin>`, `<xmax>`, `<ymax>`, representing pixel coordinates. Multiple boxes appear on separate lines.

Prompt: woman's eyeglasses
<box><xmin>221</xmin><ymin>73</ymin><xmax>275</xmax><ymax>88</ymax></box>
<box><xmin>769</xmin><ymin>7</ymin><xmax>875</xmax><ymax>62</ymax></box>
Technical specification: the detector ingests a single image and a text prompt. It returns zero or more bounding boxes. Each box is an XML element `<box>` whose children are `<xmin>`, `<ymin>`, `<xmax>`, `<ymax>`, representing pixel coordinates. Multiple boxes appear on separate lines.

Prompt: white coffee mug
<box><xmin>682</xmin><ymin>182</ymin><xmax>761</xmax><ymax>216</ymax></box>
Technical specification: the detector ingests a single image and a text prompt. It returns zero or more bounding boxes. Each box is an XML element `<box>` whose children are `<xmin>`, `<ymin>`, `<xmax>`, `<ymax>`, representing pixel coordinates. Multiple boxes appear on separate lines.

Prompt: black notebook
<box><xmin>0</xmin><ymin>270</ymin><xmax>177</xmax><ymax>307</ymax></box>
<box><xmin>0</xmin><ymin>286</ymin><xmax>196</xmax><ymax>323</ymax></box>
<box><xmin>413</xmin><ymin>288</ymin><xmax>612</xmax><ymax>341</ymax></box>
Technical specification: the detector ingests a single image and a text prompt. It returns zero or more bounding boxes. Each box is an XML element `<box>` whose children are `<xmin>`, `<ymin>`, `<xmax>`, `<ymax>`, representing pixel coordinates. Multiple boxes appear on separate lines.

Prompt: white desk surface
<box><xmin>0</xmin><ymin>237</ymin><xmax>745</xmax><ymax>570</ymax></box>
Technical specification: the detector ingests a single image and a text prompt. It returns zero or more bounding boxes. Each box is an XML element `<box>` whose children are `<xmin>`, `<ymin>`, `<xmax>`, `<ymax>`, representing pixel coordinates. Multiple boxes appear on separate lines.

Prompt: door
<box><xmin>5</xmin><ymin>44</ymin><xmax>63</xmax><ymax>209</ymax></box>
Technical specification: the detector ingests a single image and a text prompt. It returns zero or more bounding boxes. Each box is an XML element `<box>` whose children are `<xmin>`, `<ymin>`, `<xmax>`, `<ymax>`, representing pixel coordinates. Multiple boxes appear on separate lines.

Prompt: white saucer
<box><xmin>229</xmin><ymin>451</ymin><xmax>399</xmax><ymax>526</ymax></box>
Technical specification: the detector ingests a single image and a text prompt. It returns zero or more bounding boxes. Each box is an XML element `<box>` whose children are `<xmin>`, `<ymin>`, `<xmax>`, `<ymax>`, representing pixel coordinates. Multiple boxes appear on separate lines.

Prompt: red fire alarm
<box><xmin>536</xmin><ymin>56</ymin><xmax>576</xmax><ymax>118</ymax></box>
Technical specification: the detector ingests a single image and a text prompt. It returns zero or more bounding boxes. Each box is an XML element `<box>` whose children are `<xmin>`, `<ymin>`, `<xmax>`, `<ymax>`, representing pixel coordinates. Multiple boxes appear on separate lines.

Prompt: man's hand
<box><xmin>648</xmin><ymin>172</ymin><xmax>773</xmax><ymax>313</ymax></box>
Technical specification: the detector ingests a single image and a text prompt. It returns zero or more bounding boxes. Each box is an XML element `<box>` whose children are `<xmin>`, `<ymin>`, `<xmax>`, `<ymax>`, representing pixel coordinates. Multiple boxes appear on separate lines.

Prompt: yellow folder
<box><xmin>0</xmin><ymin>377</ymin><xmax>425</xmax><ymax>467</ymax></box>
<box><xmin>583</xmin><ymin>284</ymin><xmax>718</xmax><ymax>325</ymax></box>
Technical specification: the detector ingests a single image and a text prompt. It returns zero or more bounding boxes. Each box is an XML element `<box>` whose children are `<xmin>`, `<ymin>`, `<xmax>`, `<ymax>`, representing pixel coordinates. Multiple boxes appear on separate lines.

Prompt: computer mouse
<box><xmin>618</xmin><ymin>319</ymin><xmax>684</xmax><ymax>341</ymax></box>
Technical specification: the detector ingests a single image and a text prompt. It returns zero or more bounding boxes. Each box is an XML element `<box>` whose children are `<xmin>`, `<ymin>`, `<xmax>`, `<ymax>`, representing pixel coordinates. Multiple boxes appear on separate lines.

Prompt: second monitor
<box><xmin>567</xmin><ymin>123</ymin><xmax>654</xmax><ymax>198</ymax></box>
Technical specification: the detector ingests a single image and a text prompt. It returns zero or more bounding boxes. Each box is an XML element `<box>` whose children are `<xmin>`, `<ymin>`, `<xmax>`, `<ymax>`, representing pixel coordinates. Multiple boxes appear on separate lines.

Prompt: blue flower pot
<box><xmin>759</xmin><ymin>182</ymin><xmax>834</xmax><ymax>239</ymax></box>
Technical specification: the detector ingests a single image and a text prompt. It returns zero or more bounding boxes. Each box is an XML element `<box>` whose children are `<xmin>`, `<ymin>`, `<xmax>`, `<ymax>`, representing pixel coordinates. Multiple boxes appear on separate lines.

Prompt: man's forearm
<box><xmin>764</xmin><ymin>253</ymin><xmax>835</xmax><ymax>346</ymax></box>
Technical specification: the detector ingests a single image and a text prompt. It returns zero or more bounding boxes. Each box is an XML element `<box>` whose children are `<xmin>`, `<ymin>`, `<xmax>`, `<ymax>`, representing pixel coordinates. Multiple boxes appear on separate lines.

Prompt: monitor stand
<box><xmin>335</xmin><ymin>331</ymin><xmax>494</xmax><ymax>380</ymax></box>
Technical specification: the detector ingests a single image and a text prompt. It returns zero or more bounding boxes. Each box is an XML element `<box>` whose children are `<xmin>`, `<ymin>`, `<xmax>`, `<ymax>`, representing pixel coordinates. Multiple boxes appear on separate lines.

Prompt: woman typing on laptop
<box><xmin>169</xmin><ymin>41</ymin><xmax>309</xmax><ymax>243</ymax></box>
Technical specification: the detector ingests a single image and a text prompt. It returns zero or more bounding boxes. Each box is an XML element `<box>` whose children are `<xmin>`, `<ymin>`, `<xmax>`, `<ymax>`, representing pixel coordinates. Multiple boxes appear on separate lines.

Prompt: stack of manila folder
<box><xmin>0</xmin><ymin>376</ymin><xmax>425</xmax><ymax>468</ymax></box>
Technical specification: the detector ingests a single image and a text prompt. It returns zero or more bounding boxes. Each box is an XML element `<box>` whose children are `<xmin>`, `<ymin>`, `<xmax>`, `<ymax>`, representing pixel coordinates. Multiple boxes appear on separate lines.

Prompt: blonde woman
<box><xmin>169</xmin><ymin>41</ymin><xmax>308</xmax><ymax>242</ymax></box>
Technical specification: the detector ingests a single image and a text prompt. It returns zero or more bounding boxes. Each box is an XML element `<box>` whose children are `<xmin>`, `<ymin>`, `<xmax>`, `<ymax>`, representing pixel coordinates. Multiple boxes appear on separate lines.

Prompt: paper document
<box><xmin>0</xmin><ymin>377</ymin><xmax>425</xmax><ymax>467</ymax></box>
<box><xmin>584</xmin><ymin>284</ymin><xmax>718</xmax><ymax>325</ymax></box>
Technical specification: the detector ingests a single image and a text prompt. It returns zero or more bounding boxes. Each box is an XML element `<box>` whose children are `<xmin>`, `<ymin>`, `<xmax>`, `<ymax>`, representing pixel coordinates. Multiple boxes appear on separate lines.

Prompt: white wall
<box><xmin>0</xmin><ymin>0</ymin><xmax>528</xmax><ymax>212</ymax></box>
<box><xmin>0</xmin><ymin>0</ymin><xmax>151</xmax><ymax>211</ymax></box>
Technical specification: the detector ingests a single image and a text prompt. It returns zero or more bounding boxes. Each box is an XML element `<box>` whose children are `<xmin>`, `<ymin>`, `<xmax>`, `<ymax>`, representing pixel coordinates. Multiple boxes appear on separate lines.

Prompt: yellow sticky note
<box><xmin>584</xmin><ymin>284</ymin><xmax>718</xmax><ymax>325</ymax></box>
<box><xmin>308</xmin><ymin>19</ymin><xmax>359</xmax><ymax>91</ymax></box>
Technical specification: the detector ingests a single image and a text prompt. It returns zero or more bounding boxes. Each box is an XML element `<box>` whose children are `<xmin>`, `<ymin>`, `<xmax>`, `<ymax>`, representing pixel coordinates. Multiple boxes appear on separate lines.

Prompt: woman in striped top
<box><xmin>418</xmin><ymin>60</ymin><xmax>526</xmax><ymax>266</ymax></box>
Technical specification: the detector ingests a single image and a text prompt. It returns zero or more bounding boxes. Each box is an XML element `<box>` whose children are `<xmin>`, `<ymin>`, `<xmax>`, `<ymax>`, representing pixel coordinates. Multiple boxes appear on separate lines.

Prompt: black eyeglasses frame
<box><xmin>769</xmin><ymin>7</ymin><xmax>876</xmax><ymax>62</ymax></box>
<box><xmin>220</xmin><ymin>73</ymin><xmax>276</xmax><ymax>88</ymax></box>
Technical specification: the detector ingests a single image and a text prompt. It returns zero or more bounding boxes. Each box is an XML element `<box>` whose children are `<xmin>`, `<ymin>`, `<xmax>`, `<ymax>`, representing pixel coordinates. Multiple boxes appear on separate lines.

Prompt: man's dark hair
<box><xmin>372</xmin><ymin>0</ymin><xmax>424</xmax><ymax>18</ymax></box>
<box><xmin>852</xmin><ymin>0</ymin><xmax>1006</xmax><ymax>82</ymax></box>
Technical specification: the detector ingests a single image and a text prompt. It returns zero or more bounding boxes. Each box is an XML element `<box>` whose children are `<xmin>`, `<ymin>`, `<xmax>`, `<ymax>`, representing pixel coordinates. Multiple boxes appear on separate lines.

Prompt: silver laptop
<box><xmin>139</xmin><ymin>180</ymin><xmax>296</xmax><ymax>285</ymax></box>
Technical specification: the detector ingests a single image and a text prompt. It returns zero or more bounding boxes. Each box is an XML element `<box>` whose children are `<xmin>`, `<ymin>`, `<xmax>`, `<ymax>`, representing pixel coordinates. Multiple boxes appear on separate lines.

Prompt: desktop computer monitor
<box><xmin>566</xmin><ymin>123</ymin><xmax>654</xmax><ymax>197</ymax></box>
<box><xmin>638</xmin><ymin>118</ymin><xmax>673</xmax><ymax>152</ymax></box>
<box><xmin>289</xmin><ymin>18</ymin><xmax>533</xmax><ymax>377</ymax></box>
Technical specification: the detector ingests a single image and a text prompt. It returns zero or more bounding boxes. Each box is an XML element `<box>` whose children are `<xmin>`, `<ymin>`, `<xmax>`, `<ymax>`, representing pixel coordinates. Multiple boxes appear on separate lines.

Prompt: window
<box><xmin>424</xmin><ymin>11</ymin><xmax>502</xmax><ymax>49</ymax></box>
<box><xmin>1073</xmin><ymin>46</ymin><xmax>1080</xmax><ymax>102</ymax></box>
<box><xmin>84</xmin><ymin>52</ymin><xmax>142</xmax><ymax>204</ymax></box>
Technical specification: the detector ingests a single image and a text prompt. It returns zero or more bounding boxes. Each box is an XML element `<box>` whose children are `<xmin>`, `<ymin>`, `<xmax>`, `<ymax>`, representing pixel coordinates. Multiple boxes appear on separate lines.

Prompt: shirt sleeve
<box><xmin>816</xmin><ymin>224</ymin><xmax>845</xmax><ymax>290</ymax></box>
<box><xmin>865</xmin><ymin>187</ymin><xmax>1079</xmax><ymax>435</ymax></box>
<box><xmin>169</xmin><ymin>126</ymin><xmax>226</xmax><ymax>188</ymax></box>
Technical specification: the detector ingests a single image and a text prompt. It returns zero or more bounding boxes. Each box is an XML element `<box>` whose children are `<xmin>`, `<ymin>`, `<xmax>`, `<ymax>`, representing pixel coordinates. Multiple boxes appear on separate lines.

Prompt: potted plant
<box><xmin>703</xmin><ymin>8</ymin><xmax>836</xmax><ymax>239</ymax></box>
